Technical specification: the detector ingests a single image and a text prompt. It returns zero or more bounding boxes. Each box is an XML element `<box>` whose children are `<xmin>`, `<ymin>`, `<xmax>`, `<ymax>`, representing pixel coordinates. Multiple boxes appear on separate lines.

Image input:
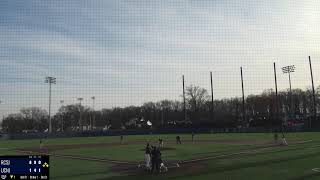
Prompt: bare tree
<box><xmin>185</xmin><ymin>85</ymin><xmax>209</xmax><ymax>112</ymax></box>
<box><xmin>20</xmin><ymin>107</ymin><xmax>48</xmax><ymax>130</ymax></box>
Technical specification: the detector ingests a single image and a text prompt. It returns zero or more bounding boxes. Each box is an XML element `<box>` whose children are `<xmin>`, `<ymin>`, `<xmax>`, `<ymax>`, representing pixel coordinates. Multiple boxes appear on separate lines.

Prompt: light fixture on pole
<box><xmin>45</xmin><ymin>76</ymin><xmax>56</xmax><ymax>133</ymax></box>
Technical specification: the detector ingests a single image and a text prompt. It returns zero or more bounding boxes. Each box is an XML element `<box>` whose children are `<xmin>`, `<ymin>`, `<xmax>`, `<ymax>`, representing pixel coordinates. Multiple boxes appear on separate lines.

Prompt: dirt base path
<box><xmin>16</xmin><ymin>138</ymin><xmax>293</xmax><ymax>153</ymax></box>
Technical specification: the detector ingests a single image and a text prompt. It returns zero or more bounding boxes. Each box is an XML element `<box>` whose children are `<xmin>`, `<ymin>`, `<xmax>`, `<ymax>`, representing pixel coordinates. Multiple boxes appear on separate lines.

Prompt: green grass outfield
<box><xmin>1</xmin><ymin>132</ymin><xmax>320</xmax><ymax>180</ymax></box>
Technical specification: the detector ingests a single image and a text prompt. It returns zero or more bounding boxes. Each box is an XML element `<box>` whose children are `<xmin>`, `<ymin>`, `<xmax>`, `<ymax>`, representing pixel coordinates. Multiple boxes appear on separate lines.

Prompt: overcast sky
<box><xmin>1</xmin><ymin>0</ymin><xmax>320</xmax><ymax>118</ymax></box>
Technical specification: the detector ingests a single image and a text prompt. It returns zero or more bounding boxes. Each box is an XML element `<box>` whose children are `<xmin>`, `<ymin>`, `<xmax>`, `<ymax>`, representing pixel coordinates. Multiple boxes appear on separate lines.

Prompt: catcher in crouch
<box><xmin>159</xmin><ymin>155</ymin><xmax>168</xmax><ymax>172</ymax></box>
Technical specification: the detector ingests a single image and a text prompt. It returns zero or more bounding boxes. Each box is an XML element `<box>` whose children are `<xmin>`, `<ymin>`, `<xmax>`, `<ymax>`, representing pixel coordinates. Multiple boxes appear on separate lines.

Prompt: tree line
<box><xmin>2</xmin><ymin>85</ymin><xmax>320</xmax><ymax>133</ymax></box>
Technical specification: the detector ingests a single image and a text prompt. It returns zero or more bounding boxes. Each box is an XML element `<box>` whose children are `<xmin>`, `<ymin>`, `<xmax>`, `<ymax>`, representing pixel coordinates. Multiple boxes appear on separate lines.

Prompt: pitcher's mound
<box><xmin>140</xmin><ymin>147</ymin><xmax>176</xmax><ymax>151</ymax></box>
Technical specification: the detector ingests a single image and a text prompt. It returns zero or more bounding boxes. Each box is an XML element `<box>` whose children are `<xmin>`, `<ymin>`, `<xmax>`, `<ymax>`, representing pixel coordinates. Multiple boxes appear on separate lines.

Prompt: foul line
<box><xmin>181</xmin><ymin>140</ymin><xmax>313</xmax><ymax>164</ymax></box>
<box><xmin>181</xmin><ymin>146</ymin><xmax>275</xmax><ymax>164</ymax></box>
<box><xmin>14</xmin><ymin>149</ymin><xmax>137</xmax><ymax>165</ymax></box>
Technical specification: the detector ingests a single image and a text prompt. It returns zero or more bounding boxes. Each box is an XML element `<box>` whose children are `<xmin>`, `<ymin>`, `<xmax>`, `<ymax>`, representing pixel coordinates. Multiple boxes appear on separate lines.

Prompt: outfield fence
<box><xmin>2</xmin><ymin>126</ymin><xmax>316</xmax><ymax>140</ymax></box>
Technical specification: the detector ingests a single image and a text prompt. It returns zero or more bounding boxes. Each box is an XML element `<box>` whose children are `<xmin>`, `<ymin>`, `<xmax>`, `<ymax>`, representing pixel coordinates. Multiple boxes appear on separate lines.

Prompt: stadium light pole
<box><xmin>240</xmin><ymin>67</ymin><xmax>246</xmax><ymax>126</ymax></box>
<box><xmin>45</xmin><ymin>76</ymin><xmax>56</xmax><ymax>133</ymax></box>
<box><xmin>182</xmin><ymin>75</ymin><xmax>186</xmax><ymax>121</ymax></box>
<box><xmin>77</xmin><ymin>98</ymin><xmax>83</xmax><ymax>131</ymax></box>
<box><xmin>309</xmin><ymin>56</ymin><xmax>316</xmax><ymax>129</ymax></box>
<box><xmin>210</xmin><ymin>71</ymin><xmax>214</xmax><ymax>121</ymax></box>
<box><xmin>60</xmin><ymin>100</ymin><xmax>64</xmax><ymax>132</ymax></box>
<box><xmin>91</xmin><ymin>96</ymin><xmax>95</xmax><ymax>130</ymax></box>
<box><xmin>281</xmin><ymin>65</ymin><xmax>295</xmax><ymax>120</ymax></box>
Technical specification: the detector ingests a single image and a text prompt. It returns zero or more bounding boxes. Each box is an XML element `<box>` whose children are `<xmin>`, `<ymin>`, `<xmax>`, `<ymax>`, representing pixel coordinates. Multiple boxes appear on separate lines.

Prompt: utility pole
<box><xmin>60</xmin><ymin>100</ymin><xmax>64</xmax><ymax>132</ymax></box>
<box><xmin>274</xmin><ymin>63</ymin><xmax>281</xmax><ymax>131</ymax></box>
<box><xmin>0</xmin><ymin>101</ymin><xmax>3</xmax><ymax>123</ymax></box>
<box><xmin>281</xmin><ymin>65</ymin><xmax>295</xmax><ymax>121</ymax></box>
<box><xmin>77</xmin><ymin>98</ymin><xmax>83</xmax><ymax>131</ymax></box>
<box><xmin>210</xmin><ymin>71</ymin><xmax>214</xmax><ymax>121</ymax></box>
<box><xmin>240</xmin><ymin>67</ymin><xmax>246</xmax><ymax>126</ymax></box>
<box><xmin>91</xmin><ymin>96</ymin><xmax>95</xmax><ymax>130</ymax></box>
<box><xmin>45</xmin><ymin>76</ymin><xmax>56</xmax><ymax>133</ymax></box>
<box><xmin>309</xmin><ymin>56</ymin><xmax>316</xmax><ymax>129</ymax></box>
<box><xmin>161</xmin><ymin>107</ymin><xmax>164</xmax><ymax>127</ymax></box>
<box><xmin>182</xmin><ymin>75</ymin><xmax>186</xmax><ymax>121</ymax></box>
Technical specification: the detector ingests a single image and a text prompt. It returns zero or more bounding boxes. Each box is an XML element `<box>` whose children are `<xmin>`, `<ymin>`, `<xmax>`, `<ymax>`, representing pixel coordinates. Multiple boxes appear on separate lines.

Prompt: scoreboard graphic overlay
<box><xmin>0</xmin><ymin>155</ymin><xmax>49</xmax><ymax>180</ymax></box>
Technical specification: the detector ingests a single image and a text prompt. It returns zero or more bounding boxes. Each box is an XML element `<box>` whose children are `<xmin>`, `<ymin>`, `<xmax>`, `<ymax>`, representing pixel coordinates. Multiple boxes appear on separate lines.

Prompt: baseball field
<box><xmin>1</xmin><ymin>132</ymin><xmax>320</xmax><ymax>180</ymax></box>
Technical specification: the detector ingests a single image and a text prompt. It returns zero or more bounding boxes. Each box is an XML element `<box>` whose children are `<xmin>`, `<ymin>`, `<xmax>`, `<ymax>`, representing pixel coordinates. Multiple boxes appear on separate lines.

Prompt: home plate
<box><xmin>137</xmin><ymin>163</ymin><xmax>180</xmax><ymax>169</ymax></box>
<box><xmin>312</xmin><ymin>168</ymin><xmax>320</xmax><ymax>172</ymax></box>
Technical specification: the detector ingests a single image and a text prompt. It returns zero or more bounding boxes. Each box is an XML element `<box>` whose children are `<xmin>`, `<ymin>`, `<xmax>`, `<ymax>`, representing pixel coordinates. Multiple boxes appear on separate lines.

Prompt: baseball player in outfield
<box><xmin>281</xmin><ymin>133</ymin><xmax>288</xmax><ymax>146</ymax></box>
<box><xmin>176</xmin><ymin>136</ymin><xmax>182</xmax><ymax>144</ymax></box>
<box><xmin>274</xmin><ymin>132</ymin><xmax>279</xmax><ymax>144</ymax></box>
<box><xmin>120</xmin><ymin>135</ymin><xmax>124</xmax><ymax>144</ymax></box>
<box><xmin>39</xmin><ymin>139</ymin><xmax>44</xmax><ymax>150</ymax></box>
<box><xmin>158</xmin><ymin>138</ymin><xmax>164</xmax><ymax>148</ymax></box>
<box><xmin>192</xmin><ymin>132</ymin><xmax>195</xmax><ymax>143</ymax></box>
